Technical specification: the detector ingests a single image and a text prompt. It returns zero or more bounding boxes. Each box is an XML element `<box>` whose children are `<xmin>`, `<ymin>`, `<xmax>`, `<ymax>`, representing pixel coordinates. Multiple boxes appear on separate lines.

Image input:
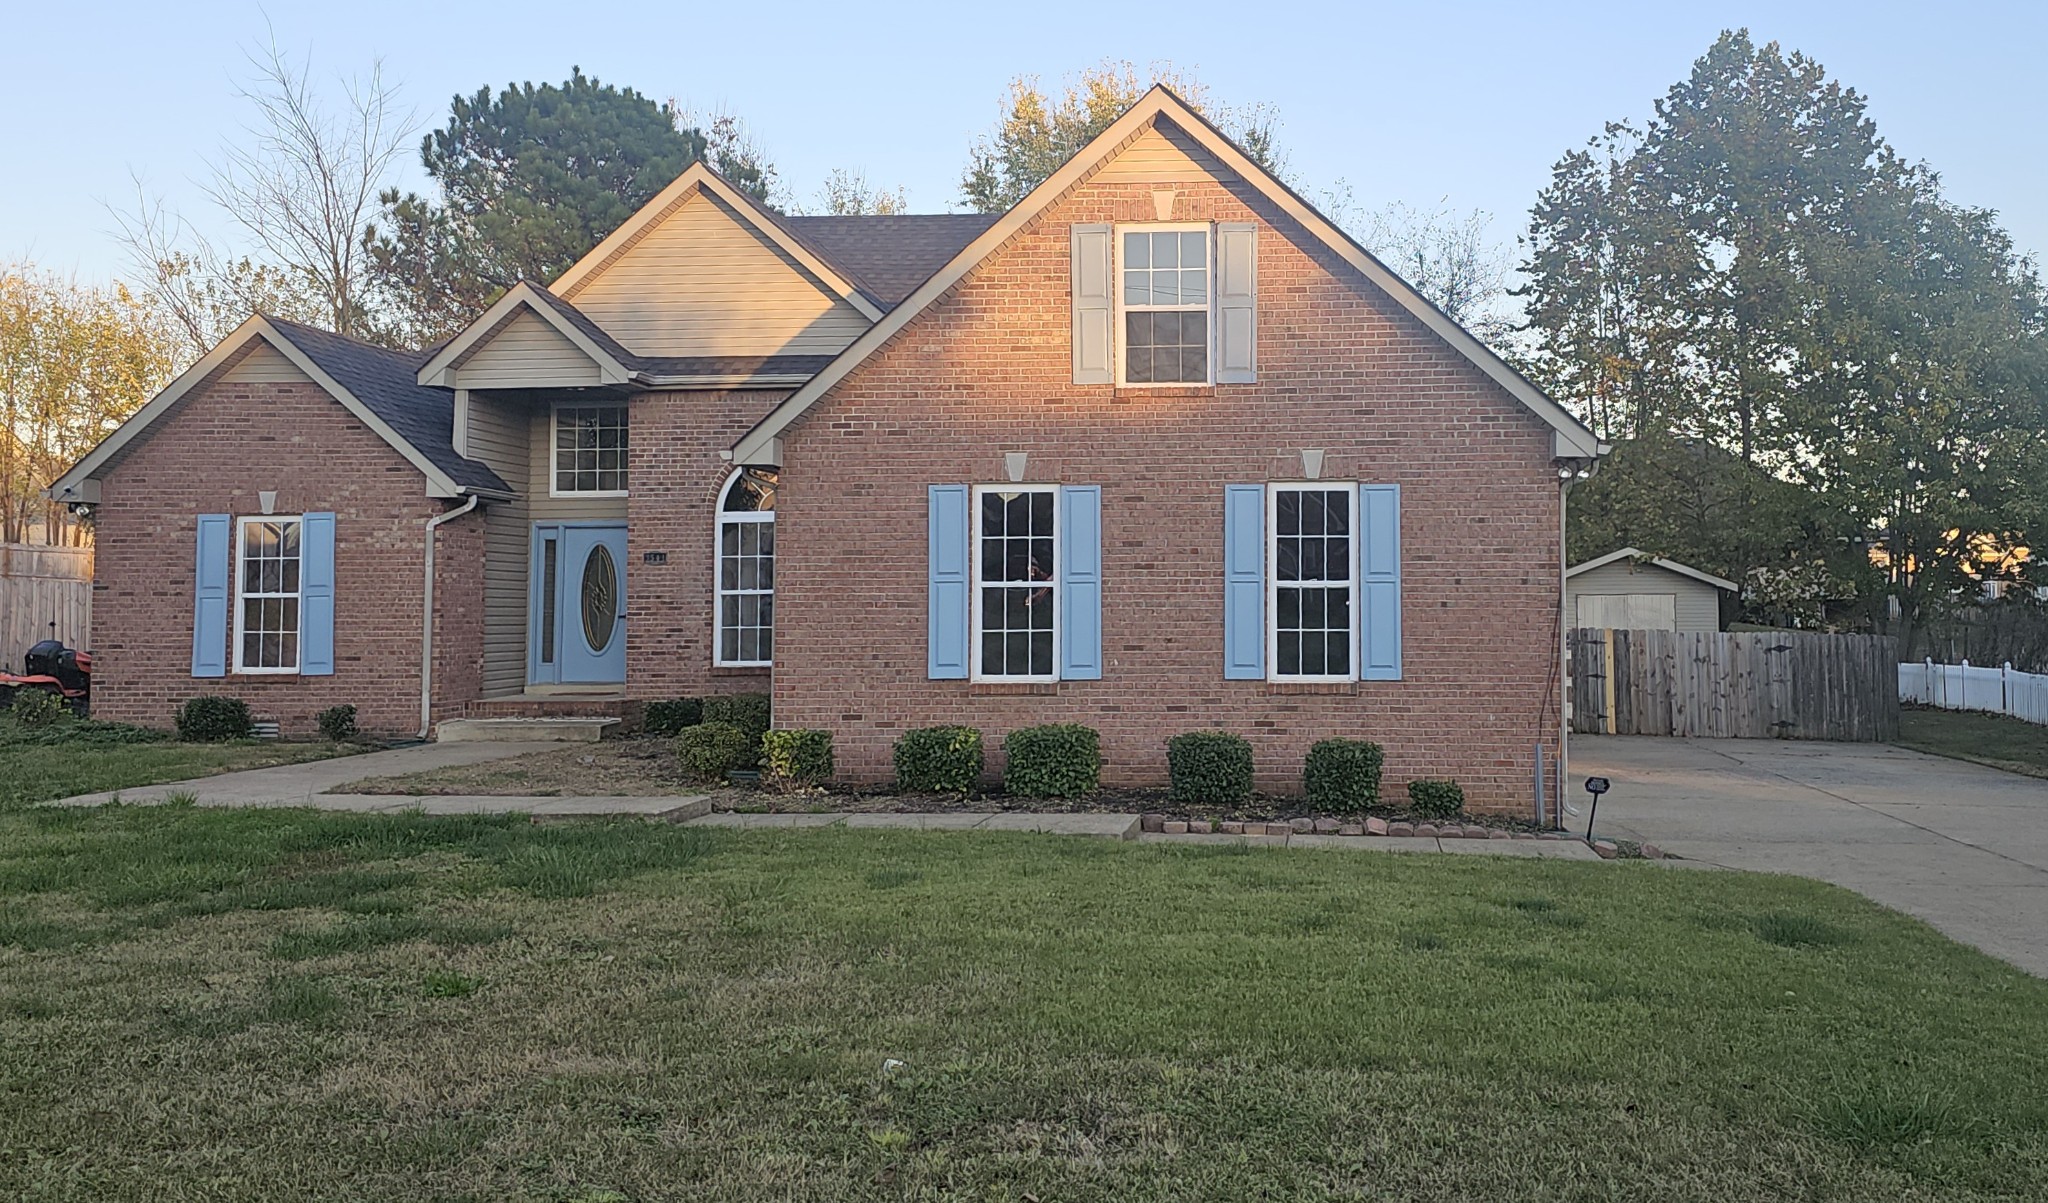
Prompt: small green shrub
<box><xmin>762</xmin><ymin>729</ymin><xmax>834</xmax><ymax>789</ymax></box>
<box><xmin>1167</xmin><ymin>731</ymin><xmax>1254</xmax><ymax>806</ymax></box>
<box><xmin>1406</xmin><ymin>778</ymin><xmax>1466</xmax><ymax>819</ymax></box>
<box><xmin>701</xmin><ymin>693</ymin><xmax>770</xmax><ymax>740</ymax></box>
<box><xmin>894</xmin><ymin>726</ymin><xmax>984</xmax><ymax>794</ymax></box>
<box><xmin>6</xmin><ymin>688</ymin><xmax>69</xmax><ymax>729</ymax></box>
<box><xmin>1003</xmin><ymin>724</ymin><xmax>1100</xmax><ymax>798</ymax></box>
<box><xmin>175</xmin><ymin>696</ymin><xmax>254</xmax><ymax>742</ymax></box>
<box><xmin>315</xmin><ymin>704</ymin><xmax>358</xmax><ymax>742</ymax></box>
<box><xmin>1304</xmin><ymin>738</ymin><xmax>1384</xmax><ymax>813</ymax></box>
<box><xmin>642</xmin><ymin>698</ymin><xmax>703</xmax><ymax>736</ymax></box>
<box><xmin>675</xmin><ymin>722</ymin><xmax>754</xmax><ymax>782</ymax></box>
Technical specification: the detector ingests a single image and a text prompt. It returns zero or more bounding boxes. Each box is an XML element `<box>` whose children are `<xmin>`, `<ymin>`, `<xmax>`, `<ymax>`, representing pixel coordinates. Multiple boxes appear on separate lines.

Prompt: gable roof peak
<box><xmin>729</xmin><ymin>83</ymin><xmax>1602</xmax><ymax>465</ymax></box>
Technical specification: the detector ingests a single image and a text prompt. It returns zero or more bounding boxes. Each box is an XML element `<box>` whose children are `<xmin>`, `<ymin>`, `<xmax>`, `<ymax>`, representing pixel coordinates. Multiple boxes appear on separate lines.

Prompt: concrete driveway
<box><xmin>1571</xmin><ymin>735</ymin><xmax>2048</xmax><ymax>976</ymax></box>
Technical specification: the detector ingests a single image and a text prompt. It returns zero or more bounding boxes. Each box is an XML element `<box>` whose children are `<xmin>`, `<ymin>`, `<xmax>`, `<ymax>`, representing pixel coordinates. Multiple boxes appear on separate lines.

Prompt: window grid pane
<box><xmin>554</xmin><ymin>406</ymin><xmax>629</xmax><ymax>493</ymax></box>
<box><xmin>238</xmin><ymin>519</ymin><xmax>302</xmax><ymax>671</ymax></box>
<box><xmin>715</xmin><ymin>470</ymin><xmax>778</xmax><ymax>666</ymax></box>
<box><xmin>1273</xmin><ymin>489</ymin><xmax>1354</xmax><ymax>679</ymax></box>
<box><xmin>976</xmin><ymin>488</ymin><xmax>1057</xmax><ymax>678</ymax></box>
<box><xmin>1121</xmin><ymin>228</ymin><xmax>1210</xmax><ymax>384</ymax></box>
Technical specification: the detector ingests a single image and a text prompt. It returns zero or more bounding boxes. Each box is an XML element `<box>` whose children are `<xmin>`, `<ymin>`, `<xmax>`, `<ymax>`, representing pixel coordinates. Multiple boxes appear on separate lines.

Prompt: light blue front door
<box><xmin>531</xmin><ymin>523</ymin><xmax>626</xmax><ymax>685</ymax></box>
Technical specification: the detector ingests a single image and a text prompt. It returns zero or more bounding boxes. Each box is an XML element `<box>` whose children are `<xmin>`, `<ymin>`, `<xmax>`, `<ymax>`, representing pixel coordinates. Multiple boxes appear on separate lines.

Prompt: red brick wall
<box><xmin>91</xmin><ymin>375</ymin><xmax>485</xmax><ymax>736</ymax></box>
<box><xmin>771</xmin><ymin>156</ymin><xmax>1565</xmax><ymax>811</ymax></box>
<box><xmin>623</xmin><ymin>389</ymin><xmax>783</xmax><ymax>701</ymax></box>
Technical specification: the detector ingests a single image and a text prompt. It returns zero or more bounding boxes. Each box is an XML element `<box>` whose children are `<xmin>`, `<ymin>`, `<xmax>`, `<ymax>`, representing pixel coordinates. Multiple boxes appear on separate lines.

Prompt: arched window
<box><xmin>715</xmin><ymin>468</ymin><xmax>777</xmax><ymax>666</ymax></box>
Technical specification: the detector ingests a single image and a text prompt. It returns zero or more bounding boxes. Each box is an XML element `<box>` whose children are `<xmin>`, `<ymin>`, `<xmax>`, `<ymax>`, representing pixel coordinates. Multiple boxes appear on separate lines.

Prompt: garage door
<box><xmin>1577</xmin><ymin>593</ymin><xmax>1677</xmax><ymax>630</ymax></box>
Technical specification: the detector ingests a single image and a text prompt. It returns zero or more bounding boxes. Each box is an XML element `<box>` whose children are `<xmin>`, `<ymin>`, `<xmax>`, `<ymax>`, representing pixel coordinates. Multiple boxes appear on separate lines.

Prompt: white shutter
<box><xmin>1071</xmin><ymin>223</ymin><xmax>1113</xmax><ymax>385</ymax></box>
<box><xmin>1216</xmin><ymin>222</ymin><xmax>1257</xmax><ymax>383</ymax></box>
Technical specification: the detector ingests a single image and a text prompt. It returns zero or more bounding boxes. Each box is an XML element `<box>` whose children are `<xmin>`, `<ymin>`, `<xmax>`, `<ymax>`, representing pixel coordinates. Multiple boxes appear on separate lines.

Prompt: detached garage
<box><xmin>1566</xmin><ymin>548</ymin><xmax>1735</xmax><ymax>632</ymax></box>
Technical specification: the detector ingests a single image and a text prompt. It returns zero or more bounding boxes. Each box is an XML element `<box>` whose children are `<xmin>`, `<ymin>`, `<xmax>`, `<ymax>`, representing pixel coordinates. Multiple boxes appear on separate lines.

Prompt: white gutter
<box><xmin>419</xmin><ymin>494</ymin><xmax>482</xmax><ymax>739</ymax></box>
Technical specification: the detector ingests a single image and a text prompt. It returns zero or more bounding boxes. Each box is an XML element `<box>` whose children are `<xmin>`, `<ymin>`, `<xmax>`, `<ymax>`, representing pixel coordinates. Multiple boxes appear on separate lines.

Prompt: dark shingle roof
<box><xmin>781</xmin><ymin>214</ymin><xmax>1001</xmax><ymax>306</ymax></box>
<box><xmin>266</xmin><ymin>318</ymin><xmax>511</xmax><ymax>494</ymax></box>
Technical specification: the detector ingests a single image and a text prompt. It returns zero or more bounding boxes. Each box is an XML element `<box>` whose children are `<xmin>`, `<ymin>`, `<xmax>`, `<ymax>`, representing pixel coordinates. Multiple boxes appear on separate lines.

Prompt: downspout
<box><xmin>420</xmin><ymin>494</ymin><xmax>482</xmax><ymax>739</ymax></box>
<box><xmin>1557</xmin><ymin>474</ymin><xmax>1571</xmax><ymax>829</ymax></box>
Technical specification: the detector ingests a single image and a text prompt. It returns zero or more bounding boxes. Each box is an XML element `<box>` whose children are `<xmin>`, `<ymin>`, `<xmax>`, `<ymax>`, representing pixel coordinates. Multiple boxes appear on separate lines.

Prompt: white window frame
<box><xmin>1266</xmin><ymin>482</ymin><xmax>1360</xmax><ymax>684</ymax></box>
<box><xmin>970</xmin><ymin>483</ymin><xmax>1061</xmax><ymax>683</ymax></box>
<box><xmin>1114</xmin><ymin>222</ymin><xmax>1215</xmax><ymax>387</ymax></box>
<box><xmin>713</xmin><ymin>468</ymin><xmax>776</xmax><ymax>668</ymax></box>
<box><xmin>549</xmin><ymin>401</ymin><xmax>630</xmax><ymax>498</ymax></box>
<box><xmin>231</xmin><ymin>513</ymin><xmax>305</xmax><ymax>676</ymax></box>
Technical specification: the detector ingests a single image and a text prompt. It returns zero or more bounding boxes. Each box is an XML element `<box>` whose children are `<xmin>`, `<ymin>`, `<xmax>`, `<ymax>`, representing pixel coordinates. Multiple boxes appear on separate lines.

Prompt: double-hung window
<box><xmin>715</xmin><ymin>468</ymin><xmax>777</xmax><ymax>667</ymax></box>
<box><xmin>1269</xmin><ymin>484</ymin><xmax>1357</xmax><ymax>681</ymax></box>
<box><xmin>552</xmin><ymin>404</ymin><xmax>628</xmax><ymax>495</ymax></box>
<box><xmin>1118</xmin><ymin>225</ymin><xmax>1211</xmax><ymax>385</ymax></box>
<box><xmin>972</xmin><ymin>484</ymin><xmax>1059</xmax><ymax>680</ymax></box>
<box><xmin>234</xmin><ymin>516</ymin><xmax>302</xmax><ymax>674</ymax></box>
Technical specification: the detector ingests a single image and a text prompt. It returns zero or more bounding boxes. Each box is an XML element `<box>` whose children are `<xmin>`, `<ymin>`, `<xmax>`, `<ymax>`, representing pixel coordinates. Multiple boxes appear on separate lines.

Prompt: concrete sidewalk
<box><xmin>46</xmin><ymin>742</ymin><xmax>1606</xmax><ymax>860</ymax></box>
<box><xmin>1572</xmin><ymin>735</ymin><xmax>2048</xmax><ymax>976</ymax></box>
<box><xmin>53</xmin><ymin>740</ymin><xmax>577</xmax><ymax>809</ymax></box>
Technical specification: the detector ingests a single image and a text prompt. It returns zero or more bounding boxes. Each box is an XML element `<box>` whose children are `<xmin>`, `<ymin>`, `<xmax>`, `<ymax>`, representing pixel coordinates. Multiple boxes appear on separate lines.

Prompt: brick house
<box><xmin>52</xmin><ymin>88</ymin><xmax>1602</xmax><ymax>810</ymax></box>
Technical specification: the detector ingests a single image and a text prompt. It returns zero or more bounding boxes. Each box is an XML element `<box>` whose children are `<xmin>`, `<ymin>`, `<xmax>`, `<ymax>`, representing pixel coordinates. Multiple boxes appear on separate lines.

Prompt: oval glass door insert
<box><xmin>581</xmin><ymin>544</ymin><xmax>618</xmax><ymax>652</ymax></box>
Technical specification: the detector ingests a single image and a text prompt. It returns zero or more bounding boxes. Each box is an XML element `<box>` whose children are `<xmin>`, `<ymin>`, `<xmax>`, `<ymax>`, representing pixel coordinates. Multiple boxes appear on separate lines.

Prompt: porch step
<box><xmin>434</xmin><ymin>717</ymin><xmax>621</xmax><ymax>743</ymax></box>
<box><xmin>463</xmin><ymin>696</ymin><xmax>635</xmax><ymax>720</ymax></box>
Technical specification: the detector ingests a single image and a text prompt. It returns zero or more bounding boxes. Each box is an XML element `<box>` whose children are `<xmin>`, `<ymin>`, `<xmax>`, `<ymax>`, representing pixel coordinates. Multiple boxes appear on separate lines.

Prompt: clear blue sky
<box><xmin>7</xmin><ymin>0</ymin><xmax>2044</xmax><ymax>285</ymax></box>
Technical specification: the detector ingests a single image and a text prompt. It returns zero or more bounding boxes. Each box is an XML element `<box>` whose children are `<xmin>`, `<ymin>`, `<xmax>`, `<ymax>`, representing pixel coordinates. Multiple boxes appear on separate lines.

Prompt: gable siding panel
<box><xmin>453</xmin><ymin>311</ymin><xmax>604</xmax><ymax>389</ymax></box>
<box><xmin>217</xmin><ymin>340</ymin><xmax>313</xmax><ymax>384</ymax></box>
<box><xmin>1091</xmin><ymin>124</ymin><xmax>1228</xmax><ymax>183</ymax></box>
<box><xmin>566</xmin><ymin>191</ymin><xmax>871</xmax><ymax>358</ymax></box>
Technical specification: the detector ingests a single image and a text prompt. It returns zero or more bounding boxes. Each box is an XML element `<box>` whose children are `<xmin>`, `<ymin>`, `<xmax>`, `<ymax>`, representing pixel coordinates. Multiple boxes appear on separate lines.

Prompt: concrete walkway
<box><xmin>46</xmin><ymin>740</ymin><xmax>713</xmax><ymax>818</ymax></box>
<box><xmin>1572</xmin><ymin>735</ymin><xmax>2048</xmax><ymax>976</ymax></box>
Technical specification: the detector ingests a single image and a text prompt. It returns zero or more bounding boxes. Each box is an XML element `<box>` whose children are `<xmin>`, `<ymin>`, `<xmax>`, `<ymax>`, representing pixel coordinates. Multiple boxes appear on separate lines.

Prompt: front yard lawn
<box><xmin>1898</xmin><ymin>705</ymin><xmax>2048</xmax><ymax>779</ymax></box>
<box><xmin>0</xmin><ymin>725</ymin><xmax>364</xmax><ymax>810</ymax></box>
<box><xmin>2</xmin><ymin>804</ymin><xmax>2045</xmax><ymax>1200</ymax></box>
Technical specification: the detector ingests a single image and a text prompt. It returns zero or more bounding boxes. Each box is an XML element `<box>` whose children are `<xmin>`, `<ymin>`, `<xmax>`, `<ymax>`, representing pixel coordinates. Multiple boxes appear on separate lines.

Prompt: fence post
<box><xmin>2005</xmin><ymin>662</ymin><xmax>2015</xmax><ymax>719</ymax></box>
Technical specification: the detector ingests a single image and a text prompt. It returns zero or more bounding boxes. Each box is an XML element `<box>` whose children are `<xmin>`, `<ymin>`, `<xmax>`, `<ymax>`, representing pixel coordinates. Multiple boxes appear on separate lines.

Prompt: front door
<box><xmin>531</xmin><ymin>523</ymin><xmax>627</xmax><ymax>685</ymax></box>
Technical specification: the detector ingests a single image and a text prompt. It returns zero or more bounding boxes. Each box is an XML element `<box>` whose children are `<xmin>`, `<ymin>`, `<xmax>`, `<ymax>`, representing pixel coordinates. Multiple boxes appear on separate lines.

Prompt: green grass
<box><xmin>1</xmin><ymin>803</ymin><xmax>2046</xmax><ymax>1200</ymax></box>
<box><xmin>0</xmin><ymin>728</ymin><xmax>359</xmax><ymax>811</ymax></box>
<box><xmin>1898</xmin><ymin>706</ymin><xmax>2048</xmax><ymax>779</ymax></box>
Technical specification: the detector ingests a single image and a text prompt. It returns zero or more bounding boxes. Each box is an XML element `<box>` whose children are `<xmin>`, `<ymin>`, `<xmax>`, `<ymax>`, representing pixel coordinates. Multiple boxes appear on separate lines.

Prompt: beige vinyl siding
<box><xmin>527</xmin><ymin>407</ymin><xmax>629</xmax><ymax>523</ymax></box>
<box><xmin>1093</xmin><ymin>122</ymin><xmax>1227</xmax><ymax>183</ymax></box>
<box><xmin>1567</xmin><ymin>562</ymin><xmax>1723</xmax><ymax>632</ymax></box>
<box><xmin>465</xmin><ymin>396</ymin><xmax>533</xmax><ymax>695</ymax></box>
<box><xmin>564</xmin><ymin>189</ymin><xmax>871</xmax><ymax>357</ymax></box>
<box><xmin>217</xmin><ymin>339</ymin><xmax>313</xmax><ymax>383</ymax></box>
<box><xmin>453</xmin><ymin>311</ymin><xmax>605</xmax><ymax>389</ymax></box>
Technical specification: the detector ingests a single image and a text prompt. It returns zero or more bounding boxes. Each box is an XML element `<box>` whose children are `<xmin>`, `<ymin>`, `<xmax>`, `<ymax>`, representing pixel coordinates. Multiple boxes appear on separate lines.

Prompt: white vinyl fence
<box><xmin>1899</xmin><ymin>659</ymin><xmax>2048</xmax><ymax>726</ymax></box>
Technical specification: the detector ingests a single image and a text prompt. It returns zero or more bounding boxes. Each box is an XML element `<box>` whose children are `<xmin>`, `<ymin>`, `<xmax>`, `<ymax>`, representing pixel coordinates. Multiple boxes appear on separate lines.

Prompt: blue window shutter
<box><xmin>1059</xmin><ymin>485</ymin><xmax>1102</xmax><ymax>680</ymax></box>
<box><xmin>300</xmin><ymin>512</ymin><xmax>337</xmax><ymax>676</ymax></box>
<box><xmin>927</xmin><ymin>485</ymin><xmax>970</xmax><ymax>679</ymax></box>
<box><xmin>192</xmin><ymin>514</ymin><xmax>230</xmax><ymax>678</ymax></box>
<box><xmin>1223</xmin><ymin>485</ymin><xmax>1265</xmax><ymax>679</ymax></box>
<box><xmin>1361</xmin><ymin>484</ymin><xmax>1402</xmax><ymax>680</ymax></box>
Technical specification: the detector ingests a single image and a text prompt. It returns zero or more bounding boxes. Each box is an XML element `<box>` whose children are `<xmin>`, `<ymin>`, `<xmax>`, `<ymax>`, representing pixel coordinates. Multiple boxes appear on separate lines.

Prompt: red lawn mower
<box><xmin>0</xmin><ymin>640</ymin><xmax>92</xmax><ymax>717</ymax></box>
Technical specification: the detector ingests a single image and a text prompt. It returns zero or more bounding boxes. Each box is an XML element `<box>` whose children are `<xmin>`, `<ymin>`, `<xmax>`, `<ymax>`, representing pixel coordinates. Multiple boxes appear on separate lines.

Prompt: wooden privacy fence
<box><xmin>0</xmin><ymin>544</ymin><xmax>91</xmax><ymax>669</ymax></box>
<box><xmin>1571</xmin><ymin>628</ymin><xmax>1900</xmax><ymax>742</ymax></box>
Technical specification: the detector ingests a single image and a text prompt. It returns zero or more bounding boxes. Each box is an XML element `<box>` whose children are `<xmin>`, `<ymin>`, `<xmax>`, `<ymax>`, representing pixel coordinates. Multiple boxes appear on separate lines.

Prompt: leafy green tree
<box><xmin>367</xmin><ymin>69</ymin><xmax>774</xmax><ymax>342</ymax></box>
<box><xmin>961</xmin><ymin>60</ymin><xmax>1284</xmax><ymax>213</ymax></box>
<box><xmin>1525</xmin><ymin>30</ymin><xmax>2048</xmax><ymax>646</ymax></box>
